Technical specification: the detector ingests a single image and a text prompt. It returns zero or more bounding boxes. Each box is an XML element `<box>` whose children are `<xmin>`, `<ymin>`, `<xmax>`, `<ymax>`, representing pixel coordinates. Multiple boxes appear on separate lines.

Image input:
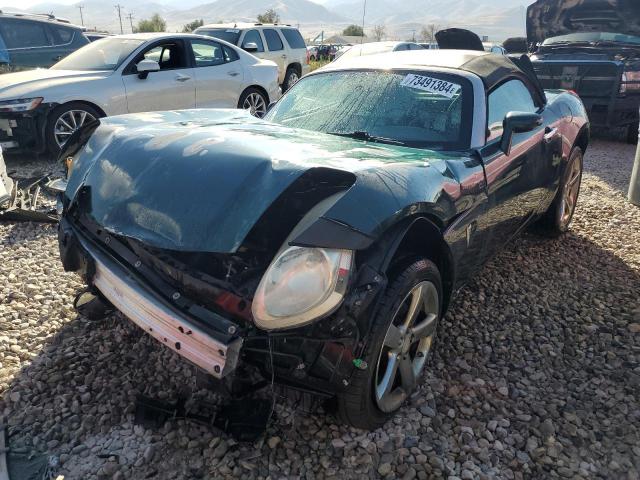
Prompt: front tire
<box><xmin>45</xmin><ymin>102</ymin><xmax>101</xmax><ymax>156</ymax></box>
<box><xmin>337</xmin><ymin>258</ymin><xmax>442</xmax><ymax>430</ymax></box>
<box><xmin>538</xmin><ymin>146</ymin><xmax>583</xmax><ymax>235</ymax></box>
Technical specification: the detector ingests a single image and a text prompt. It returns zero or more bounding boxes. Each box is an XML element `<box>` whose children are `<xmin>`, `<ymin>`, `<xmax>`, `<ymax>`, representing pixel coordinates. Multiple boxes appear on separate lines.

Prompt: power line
<box><xmin>115</xmin><ymin>4</ymin><xmax>124</xmax><ymax>34</ymax></box>
<box><xmin>126</xmin><ymin>12</ymin><xmax>134</xmax><ymax>33</ymax></box>
<box><xmin>77</xmin><ymin>4</ymin><xmax>84</xmax><ymax>26</ymax></box>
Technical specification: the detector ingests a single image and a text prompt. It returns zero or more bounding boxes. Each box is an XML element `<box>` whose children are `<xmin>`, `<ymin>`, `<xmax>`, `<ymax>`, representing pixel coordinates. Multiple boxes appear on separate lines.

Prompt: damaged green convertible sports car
<box><xmin>58</xmin><ymin>50</ymin><xmax>589</xmax><ymax>429</ymax></box>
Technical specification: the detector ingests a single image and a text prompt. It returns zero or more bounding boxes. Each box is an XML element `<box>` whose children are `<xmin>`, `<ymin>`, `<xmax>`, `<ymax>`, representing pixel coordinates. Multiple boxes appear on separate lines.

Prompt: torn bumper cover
<box><xmin>59</xmin><ymin>217</ymin><xmax>242</xmax><ymax>379</ymax></box>
<box><xmin>0</xmin><ymin>104</ymin><xmax>54</xmax><ymax>153</ymax></box>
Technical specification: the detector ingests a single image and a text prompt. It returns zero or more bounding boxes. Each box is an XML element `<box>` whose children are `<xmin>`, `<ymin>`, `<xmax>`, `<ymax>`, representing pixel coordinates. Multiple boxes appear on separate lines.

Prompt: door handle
<box><xmin>543</xmin><ymin>126</ymin><xmax>558</xmax><ymax>143</ymax></box>
<box><xmin>175</xmin><ymin>74</ymin><xmax>191</xmax><ymax>82</ymax></box>
<box><xmin>227</xmin><ymin>71</ymin><xmax>239</xmax><ymax>77</ymax></box>
<box><xmin>281</xmin><ymin>54</ymin><xmax>287</xmax><ymax>59</ymax></box>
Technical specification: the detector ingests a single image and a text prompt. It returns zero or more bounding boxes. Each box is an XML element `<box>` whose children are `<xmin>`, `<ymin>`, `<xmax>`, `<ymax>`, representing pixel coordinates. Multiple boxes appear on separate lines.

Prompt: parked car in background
<box><xmin>85</xmin><ymin>32</ymin><xmax>111</xmax><ymax>42</ymax></box>
<box><xmin>307</xmin><ymin>45</ymin><xmax>318</xmax><ymax>61</ymax></box>
<box><xmin>193</xmin><ymin>23</ymin><xmax>309</xmax><ymax>90</ymax></box>
<box><xmin>0</xmin><ymin>12</ymin><xmax>88</xmax><ymax>71</ymax></box>
<box><xmin>332</xmin><ymin>41</ymin><xmax>424</xmax><ymax>64</ymax></box>
<box><xmin>0</xmin><ymin>33</ymin><xmax>280</xmax><ymax>154</ymax></box>
<box><xmin>57</xmin><ymin>49</ymin><xmax>589</xmax><ymax>429</ymax></box>
<box><xmin>419</xmin><ymin>42</ymin><xmax>439</xmax><ymax>50</ymax></box>
<box><xmin>483</xmin><ymin>42</ymin><xmax>507</xmax><ymax>55</ymax></box>
<box><xmin>315</xmin><ymin>43</ymin><xmax>341</xmax><ymax>61</ymax></box>
<box><xmin>528</xmin><ymin>0</ymin><xmax>640</xmax><ymax>143</ymax></box>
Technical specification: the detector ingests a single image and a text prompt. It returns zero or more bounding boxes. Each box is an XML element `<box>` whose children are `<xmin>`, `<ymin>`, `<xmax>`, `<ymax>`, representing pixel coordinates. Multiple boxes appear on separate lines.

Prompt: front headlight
<box><xmin>252</xmin><ymin>246</ymin><xmax>353</xmax><ymax>330</ymax></box>
<box><xmin>0</xmin><ymin>97</ymin><xmax>43</xmax><ymax>113</ymax></box>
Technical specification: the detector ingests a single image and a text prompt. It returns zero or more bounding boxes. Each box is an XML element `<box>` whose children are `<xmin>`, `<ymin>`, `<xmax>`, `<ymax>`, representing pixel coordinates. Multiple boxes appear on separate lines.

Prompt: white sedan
<box><xmin>0</xmin><ymin>33</ymin><xmax>281</xmax><ymax>154</ymax></box>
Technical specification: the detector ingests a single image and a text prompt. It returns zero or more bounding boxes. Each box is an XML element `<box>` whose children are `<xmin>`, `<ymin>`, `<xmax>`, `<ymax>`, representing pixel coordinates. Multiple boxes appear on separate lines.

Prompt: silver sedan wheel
<box><xmin>243</xmin><ymin>93</ymin><xmax>267</xmax><ymax>118</ymax></box>
<box><xmin>559</xmin><ymin>152</ymin><xmax>582</xmax><ymax>228</ymax></box>
<box><xmin>54</xmin><ymin>109</ymin><xmax>96</xmax><ymax>148</ymax></box>
<box><xmin>375</xmin><ymin>281</ymin><xmax>439</xmax><ymax>413</ymax></box>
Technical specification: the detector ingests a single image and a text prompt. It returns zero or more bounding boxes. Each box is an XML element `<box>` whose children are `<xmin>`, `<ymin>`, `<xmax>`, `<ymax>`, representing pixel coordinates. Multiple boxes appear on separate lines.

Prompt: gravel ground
<box><xmin>1</xmin><ymin>140</ymin><xmax>639</xmax><ymax>480</ymax></box>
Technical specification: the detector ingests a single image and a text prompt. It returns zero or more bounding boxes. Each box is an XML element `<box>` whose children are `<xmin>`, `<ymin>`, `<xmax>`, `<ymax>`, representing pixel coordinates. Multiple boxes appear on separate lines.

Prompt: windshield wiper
<box><xmin>327</xmin><ymin>130</ymin><xmax>406</xmax><ymax>146</ymax></box>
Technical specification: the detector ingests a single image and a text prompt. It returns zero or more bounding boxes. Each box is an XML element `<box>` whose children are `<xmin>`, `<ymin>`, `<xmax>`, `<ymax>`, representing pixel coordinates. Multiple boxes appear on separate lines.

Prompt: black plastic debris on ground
<box><xmin>0</xmin><ymin>173</ymin><xmax>63</xmax><ymax>223</ymax></box>
<box><xmin>134</xmin><ymin>395</ymin><xmax>273</xmax><ymax>442</ymax></box>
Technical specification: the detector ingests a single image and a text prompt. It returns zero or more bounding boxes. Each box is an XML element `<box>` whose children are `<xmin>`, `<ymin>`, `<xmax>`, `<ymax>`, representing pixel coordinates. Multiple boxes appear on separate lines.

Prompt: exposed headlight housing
<box><xmin>0</xmin><ymin>97</ymin><xmax>43</xmax><ymax>113</ymax></box>
<box><xmin>252</xmin><ymin>246</ymin><xmax>353</xmax><ymax>330</ymax></box>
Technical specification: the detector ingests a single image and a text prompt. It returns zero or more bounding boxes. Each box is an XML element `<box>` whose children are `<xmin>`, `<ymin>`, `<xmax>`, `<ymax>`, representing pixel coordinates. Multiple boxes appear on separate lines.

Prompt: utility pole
<box><xmin>126</xmin><ymin>12</ymin><xmax>134</xmax><ymax>33</ymax></box>
<box><xmin>115</xmin><ymin>4</ymin><xmax>124</xmax><ymax>34</ymax></box>
<box><xmin>360</xmin><ymin>0</ymin><xmax>366</xmax><ymax>45</ymax></box>
<box><xmin>77</xmin><ymin>4</ymin><xmax>84</xmax><ymax>26</ymax></box>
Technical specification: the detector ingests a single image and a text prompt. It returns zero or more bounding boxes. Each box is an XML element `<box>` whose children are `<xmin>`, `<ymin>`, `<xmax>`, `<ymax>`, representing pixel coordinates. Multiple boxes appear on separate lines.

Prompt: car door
<box><xmin>189</xmin><ymin>39</ymin><xmax>244</xmax><ymax>108</ymax></box>
<box><xmin>480</xmin><ymin>78</ymin><xmax>550</xmax><ymax>252</ymax></box>
<box><xmin>260</xmin><ymin>28</ymin><xmax>287</xmax><ymax>80</ymax></box>
<box><xmin>122</xmin><ymin>39</ymin><xmax>195</xmax><ymax>113</ymax></box>
<box><xmin>0</xmin><ymin>18</ymin><xmax>53</xmax><ymax>69</ymax></box>
<box><xmin>47</xmin><ymin>25</ymin><xmax>87</xmax><ymax>64</ymax></box>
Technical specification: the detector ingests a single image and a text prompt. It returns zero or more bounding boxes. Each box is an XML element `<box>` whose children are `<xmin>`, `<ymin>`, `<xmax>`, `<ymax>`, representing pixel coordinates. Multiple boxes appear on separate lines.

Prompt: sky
<box><xmin>2</xmin><ymin>0</ymin><xmax>331</xmax><ymax>7</ymax></box>
<box><xmin>2</xmin><ymin>0</ymin><xmax>77</xmax><ymax>6</ymax></box>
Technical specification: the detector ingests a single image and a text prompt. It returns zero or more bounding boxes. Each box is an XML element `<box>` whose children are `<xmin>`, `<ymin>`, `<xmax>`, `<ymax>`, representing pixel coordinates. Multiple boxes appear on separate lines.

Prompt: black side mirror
<box><xmin>500</xmin><ymin>111</ymin><xmax>543</xmax><ymax>155</ymax></box>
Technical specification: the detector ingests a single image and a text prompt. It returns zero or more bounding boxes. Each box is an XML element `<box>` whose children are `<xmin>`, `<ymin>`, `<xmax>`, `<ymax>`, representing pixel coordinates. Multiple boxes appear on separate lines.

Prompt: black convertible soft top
<box><xmin>459</xmin><ymin>52</ymin><xmax>547</xmax><ymax>106</ymax></box>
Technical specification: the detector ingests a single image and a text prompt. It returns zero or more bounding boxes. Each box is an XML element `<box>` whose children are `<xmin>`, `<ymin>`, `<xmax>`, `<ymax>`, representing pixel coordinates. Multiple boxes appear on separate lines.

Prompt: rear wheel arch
<box><xmin>287</xmin><ymin>62</ymin><xmax>302</xmax><ymax>75</ymax></box>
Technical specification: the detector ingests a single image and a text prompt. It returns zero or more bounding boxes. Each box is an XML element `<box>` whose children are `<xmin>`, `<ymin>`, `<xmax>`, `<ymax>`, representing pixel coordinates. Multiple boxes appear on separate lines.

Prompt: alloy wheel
<box><xmin>559</xmin><ymin>153</ymin><xmax>582</xmax><ymax>228</ymax></box>
<box><xmin>243</xmin><ymin>93</ymin><xmax>267</xmax><ymax>118</ymax></box>
<box><xmin>375</xmin><ymin>281</ymin><xmax>439</xmax><ymax>413</ymax></box>
<box><xmin>54</xmin><ymin>109</ymin><xmax>96</xmax><ymax>148</ymax></box>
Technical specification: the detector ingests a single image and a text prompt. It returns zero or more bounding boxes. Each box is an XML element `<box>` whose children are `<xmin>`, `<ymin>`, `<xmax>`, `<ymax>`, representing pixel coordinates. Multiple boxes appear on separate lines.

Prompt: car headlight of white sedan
<box><xmin>252</xmin><ymin>246</ymin><xmax>353</xmax><ymax>330</ymax></box>
<box><xmin>0</xmin><ymin>97</ymin><xmax>43</xmax><ymax>113</ymax></box>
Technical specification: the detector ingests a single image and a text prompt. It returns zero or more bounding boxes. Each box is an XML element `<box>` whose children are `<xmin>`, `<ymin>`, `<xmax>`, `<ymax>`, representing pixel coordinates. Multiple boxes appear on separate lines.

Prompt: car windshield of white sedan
<box><xmin>265</xmin><ymin>70</ymin><xmax>472</xmax><ymax>149</ymax></box>
<box><xmin>51</xmin><ymin>38</ymin><xmax>146</xmax><ymax>71</ymax></box>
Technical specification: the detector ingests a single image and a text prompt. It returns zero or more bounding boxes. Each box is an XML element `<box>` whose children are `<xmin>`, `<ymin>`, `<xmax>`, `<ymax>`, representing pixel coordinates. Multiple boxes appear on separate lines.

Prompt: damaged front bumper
<box><xmin>59</xmin><ymin>217</ymin><xmax>243</xmax><ymax>379</ymax></box>
<box><xmin>0</xmin><ymin>103</ymin><xmax>55</xmax><ymax>153</ymax></box>
<box><xmin>58</xmin><ymin>213</ymin><xmax>385</xmax><ymax>395</ymax></box>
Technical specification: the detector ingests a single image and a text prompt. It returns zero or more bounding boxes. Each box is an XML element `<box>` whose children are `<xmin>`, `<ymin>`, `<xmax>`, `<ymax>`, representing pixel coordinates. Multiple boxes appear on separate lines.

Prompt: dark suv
<box><xmin>528</xmin><ymin>0</ymin><xmax>640</xmax><ymax>143</ymax></box>
<box><xmin>0</xmin><ymin>13</ymin><xmax>88</xmax><ymax>72</ymax></box>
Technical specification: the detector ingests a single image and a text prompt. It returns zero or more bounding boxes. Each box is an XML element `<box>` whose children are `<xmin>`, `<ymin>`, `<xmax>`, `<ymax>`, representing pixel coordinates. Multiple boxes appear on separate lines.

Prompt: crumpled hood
<box><xmin>527</xmin><ymin>0</ymin><xmax>640</xmax><ymax>44</ymax></box>
<box><xmin>0</xmin><ymin>69</ymin><xmax>111</xmax><ymax>99</ymax></box>
<box><xmin>65</xmin><ymin>109</ymin><xmax>450</xmax><ymax>253</ymax></box>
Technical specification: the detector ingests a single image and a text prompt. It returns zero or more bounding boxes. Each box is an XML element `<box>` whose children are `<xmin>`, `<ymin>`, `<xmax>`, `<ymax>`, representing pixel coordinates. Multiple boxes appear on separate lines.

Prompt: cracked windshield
<box><xmin>266</xmin><ymin>70</ymin><xmax>470</xmax><ymax>149</ymax></box>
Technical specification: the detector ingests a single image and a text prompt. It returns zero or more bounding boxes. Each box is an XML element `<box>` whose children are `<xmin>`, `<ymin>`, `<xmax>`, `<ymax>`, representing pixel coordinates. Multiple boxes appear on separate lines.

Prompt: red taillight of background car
<box><xmin>621</xmin><ymin>71</ymin><xmax>640</xmax><ymax>93</ymax></box>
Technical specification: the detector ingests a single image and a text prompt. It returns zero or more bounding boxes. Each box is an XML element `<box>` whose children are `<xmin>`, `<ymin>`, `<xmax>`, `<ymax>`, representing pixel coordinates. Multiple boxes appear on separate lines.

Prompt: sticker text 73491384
<box><xmin>400</xmin><ymin>74</ymin><xmax>461</xmax><ymax>99</ymax></box>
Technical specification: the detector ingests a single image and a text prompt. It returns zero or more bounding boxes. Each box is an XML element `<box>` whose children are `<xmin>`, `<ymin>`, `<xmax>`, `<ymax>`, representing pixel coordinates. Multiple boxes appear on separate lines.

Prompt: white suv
<box><xmin>194</xmin><ymin>23</ymin><xmax>310</xmax><ymax>90</ymax></box>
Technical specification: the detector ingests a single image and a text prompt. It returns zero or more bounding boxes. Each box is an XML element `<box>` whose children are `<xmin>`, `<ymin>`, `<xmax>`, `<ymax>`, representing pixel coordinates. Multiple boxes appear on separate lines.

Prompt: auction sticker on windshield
<box><xmin>400</xmin><ymin>74</ymin><xmax>461</xmax><ymax>98</ymax></box>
